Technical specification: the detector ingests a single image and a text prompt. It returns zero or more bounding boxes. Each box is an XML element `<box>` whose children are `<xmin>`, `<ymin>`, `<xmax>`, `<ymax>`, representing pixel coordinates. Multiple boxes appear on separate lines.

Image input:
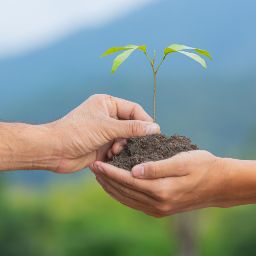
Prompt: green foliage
<box><xmin>0</xmin><ymin>177</ymin><xmax>173</xmax><ymax>256</ymax></box>
<box><xmin>101</xmin><ymin>44</ymin><xmax>147</xmax><ymax>73</ymax></box>
<box><xmin>101</xmin><ymin>42</ymin><xmax>211</xmax><ymax>121</ymax></box>
<box><xmin>111</xmin><ymin>49</ymin><xmax>137</xmax><ymax>73</ymax></box>
<box><xmin>102</xmin><ymin>43</ymin><xmax>211</xmax><ymax>73</ymax></box>
<box><xmin>101</xmin><ymin>46</ymin><xmax>133</xmax><ymax>57</ymax></box>
<box><xmin>164</xmin><ymin>44</ymin><xmax>212</xmax><ymax>69</ymax></box>
<box><xmin>1</xmin><ymin>178</ymin><xmax>256</xmax><ymax>256</ymax></box>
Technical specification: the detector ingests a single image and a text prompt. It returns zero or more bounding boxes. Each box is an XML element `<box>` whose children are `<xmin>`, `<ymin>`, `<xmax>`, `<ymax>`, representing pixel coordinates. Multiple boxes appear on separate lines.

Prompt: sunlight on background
<box><xmin>0</xmin><ymin>0</ymin><xmax>154</xmax><ymax>57</ymax></box>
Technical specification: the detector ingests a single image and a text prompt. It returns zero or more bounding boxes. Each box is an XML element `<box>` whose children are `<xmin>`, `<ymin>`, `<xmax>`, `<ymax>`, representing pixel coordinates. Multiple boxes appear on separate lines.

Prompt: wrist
<box><xmin>33</xmin><ymin>122</ymin><xmax>63</xmax><ymax>171</ymax></box>
<box><xmin>203</xmin><ymin>156</ymin><xmax>230</xmax><ymax>208</ymax></box>
<box><xmin>215</xmin><ymin>157</ymin><xmax>256</xmax><ymax>208</ymax></box>
<box><xmin>0</xmin><ymin>122</ymin><xmax>62</xmax><ymax>171</ymax></box>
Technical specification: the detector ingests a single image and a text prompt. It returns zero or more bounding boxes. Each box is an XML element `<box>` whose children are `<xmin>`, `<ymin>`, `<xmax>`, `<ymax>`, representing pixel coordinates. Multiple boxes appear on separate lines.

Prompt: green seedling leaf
<box><xmin>179</xmin><ymin>51</ymin><xmax>207</xmax><ymax>68</ymax></box>
<box><xmin>102</xmin><ymin>44</ymin><xmax>147</xmax><ymax>73</ymax></box>
<box><xmin>101</xmin><ymin>42</ymin><xmax>212</xmax><ymax>121</ymax></box>
<box><xmin>101</xmin><ymin>44</ymin><xmax>147</xmax><ymax>57</ymax></box>
<box><xmin>164</xmin><ymin>44</ymin><xmax>212</xmax><ymax>59</ymax></box>
<box><xmin>111</xmin><ymin>48</ymin><xmax>136</xmax><ymax>73</ymax></box>
<box><xmin>101</xmin><ymin>46</ymin><xmax>133</xmax><ymax>57</ymax></box>
<box><xmin>164</xmin><ymin>44</ymin><xmax>193</xmax><ymax>54</ymax></box>
<box><xmin>125</xmin><ymin>44</ymin><xmax>147</xmax><ymax>53</ymax></box>
<box><xmin>164</xmin><ymin>43</ymin><xmax>211</xmax><ymax>68</ymax></box>
<box><xmin>194</xmin><ymin>49</ymin><xmax>212</xmax><ymax>60</ymax></box>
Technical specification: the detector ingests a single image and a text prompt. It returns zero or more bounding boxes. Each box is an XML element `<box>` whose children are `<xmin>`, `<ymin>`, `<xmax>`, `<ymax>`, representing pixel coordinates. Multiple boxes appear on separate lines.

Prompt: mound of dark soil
<box><xmin>108</xmin><ymin>134</ymin><xmax>198</xmax><ymax>171</ymax></box>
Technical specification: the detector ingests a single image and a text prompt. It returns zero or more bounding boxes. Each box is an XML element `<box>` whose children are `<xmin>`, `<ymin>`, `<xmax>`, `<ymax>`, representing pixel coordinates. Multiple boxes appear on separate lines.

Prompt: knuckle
<box><xmin>133</xmin><ymin>103</ymin><xmax>143</xmax><ymax>115</ymax></box>
<box><xmin>156</xmin><ymin>203</ymin><xmax>172</xmax><ymax>215</ymax></box>
<box><xmin>106</xmin><ymin>94</ymin><xmax>116</xmax><ymax>106</ymax></box>
<box><xmin>88</xmin><ymin>93</ymin><xmax>101</xmax><ymax>100</ymax></box>
<box><xmin>95</xmin><ymin>93</ymin><xmax>108</xmax><ymax>98</ymax></box>
<box><xmin>132</xmin><ymin>103</ymin><xmax>141</xmax><ymax>111</ymax></box>
<box><xmin>89</xmin><ymin>94</ymin><xmax>111</xmax><ymax>103</ymax></box>
<box><xmin>144</xmin><ymin>162</ymin><xmax>157</xmax><ymax>178</ymax></box>
<box><xmin>129</xmin><ymin>121</ymin><xmax>143</xmax><ymax>136</ymax></box>
<box><xmin>134</xmin><ymin>102</ymin><xmax>141</xmax><ymax>108</ymax></box>
<box><xmin>150</xmin><ymin>164</ymin><xmax>159</xmax><ymax>178</ymax></box>
<box><xmin>130</xmin><ymin>102</ymin><xmax>142</xmax><ymax>115</ymax></box>
<box><xmin>87</xmin><ymin>94</ymin><xmax>107</xmax><ymax>105</ymax></box>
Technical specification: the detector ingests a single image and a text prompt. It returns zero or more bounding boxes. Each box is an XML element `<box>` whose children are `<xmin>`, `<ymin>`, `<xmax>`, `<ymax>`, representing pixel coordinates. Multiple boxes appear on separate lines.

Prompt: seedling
<box><xmin>101</xmin><ymin>44</ymin><xmax>212</xmax><ymax>122</ymax></box>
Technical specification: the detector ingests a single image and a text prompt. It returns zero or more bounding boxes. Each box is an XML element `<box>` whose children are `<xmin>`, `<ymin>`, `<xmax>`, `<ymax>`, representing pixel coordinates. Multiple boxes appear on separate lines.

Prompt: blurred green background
<box><xmin>1</xmin><ymin>0</ymin><xmax>256</xmax><ymax>255</ymax></box>
<box><xmin>1</xmin><ymin>177</ymin><xmax>256</xmax><ymax>256</ymax></box>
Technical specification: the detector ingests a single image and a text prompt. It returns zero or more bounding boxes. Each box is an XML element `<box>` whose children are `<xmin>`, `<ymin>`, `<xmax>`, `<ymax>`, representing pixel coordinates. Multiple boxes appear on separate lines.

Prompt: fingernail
<box><xmin>145</xmin><ymin>123</ymin><xmax>160</xmax><ymax>135</ymax></box>
<box><xmin>132</xmin><ymin>164</ymin><xmax>144</xmax><ymax>177</ymax></box>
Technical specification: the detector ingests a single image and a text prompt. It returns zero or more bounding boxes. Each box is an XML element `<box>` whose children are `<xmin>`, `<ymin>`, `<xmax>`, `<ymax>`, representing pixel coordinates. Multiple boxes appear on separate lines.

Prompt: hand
<box><xmin>92</xmin><ymin>150</ymin><xmax>227</xmax><ymax>217</ymax></box>
<box><xmin>50</xmin><ymin>94</ymin><xmax>160</xmax><ymax>173</ymax></box>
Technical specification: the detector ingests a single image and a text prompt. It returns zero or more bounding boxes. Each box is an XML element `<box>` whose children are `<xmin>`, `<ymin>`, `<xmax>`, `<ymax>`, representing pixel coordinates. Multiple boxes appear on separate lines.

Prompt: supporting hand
<box><xmin>92</xmin><ymin>151</ymin><xmax>231</xmax><ymax>217</ymax></box>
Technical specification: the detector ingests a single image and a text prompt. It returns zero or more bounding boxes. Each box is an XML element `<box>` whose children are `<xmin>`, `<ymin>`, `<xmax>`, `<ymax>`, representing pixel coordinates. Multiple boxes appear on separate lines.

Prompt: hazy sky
<box><xmin>0</xmin><ymin>0</ymin><xmax>154</xmax><ymax>57</ymax></box>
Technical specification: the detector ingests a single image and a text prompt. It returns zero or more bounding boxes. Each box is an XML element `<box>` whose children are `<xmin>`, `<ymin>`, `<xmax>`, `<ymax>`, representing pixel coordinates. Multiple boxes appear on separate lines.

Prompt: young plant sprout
<box><xmin>101</xmin><ymin>44</ymin><xmax>212</xmax><ymax>122</ymax></box>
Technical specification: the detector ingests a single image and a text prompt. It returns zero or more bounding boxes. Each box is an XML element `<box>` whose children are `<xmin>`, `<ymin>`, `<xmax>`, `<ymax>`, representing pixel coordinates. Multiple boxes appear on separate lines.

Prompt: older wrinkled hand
<box><xmin>50</xmin><ymin>94</ymin><xmax>160</xmax><ymax>173</ymax></box>
<box><xmin>92</xmin><ymin>150</ymin><xmax>226</xmax><ymax>217</ymax></box>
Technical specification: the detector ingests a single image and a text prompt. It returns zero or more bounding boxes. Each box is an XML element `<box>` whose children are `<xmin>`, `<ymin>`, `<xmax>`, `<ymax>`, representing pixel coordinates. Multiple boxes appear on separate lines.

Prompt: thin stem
<box><xmin>153</xmin><ymin>50</ymin><xmax>156</xmax><ymax>64</ymax></box>
<box><xmin>144</xmin><ymin>52</ymin><xmax>153</xmax><ymax>66</ymax></box>
<box><xmin>155</xmin><ymin>55</ymin><xmax>166</xmax><ymax>73</ymax></box>
<box><xmin>144</xmin><ymin>51</ymin><xmax>162</xmax><ymax>122</ymax></box>
<box><xmin>153</xmin><ymin>71</ymin><xmax>157</xmax><ymax>122</ymax></box>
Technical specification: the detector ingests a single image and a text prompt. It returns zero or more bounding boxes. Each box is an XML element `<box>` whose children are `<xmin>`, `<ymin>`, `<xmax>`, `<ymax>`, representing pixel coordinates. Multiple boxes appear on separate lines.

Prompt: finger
<box><xmin>96</xmin><ymin>175</ymin><xmax>155</xmax><ymax>214</ymax></box>
<box><xmin>131</xmin><ymin>154</ymin><xmax>189</xmax><ymax>179</ymax></box>
<box><xmin>111</xmin><ymin>119</ymin><xmax>160</xmax><ymax>139</ymax></box>
<box><xmin>107</xmin><ymin>139</ymin><xmax>127</xmax><ymax>160</ymax></box>
<box><xmin>89</xmin><ymin>162</ymin><xmax>98</xmax><ymax>174</ymax></box>
<box><xmin>111</xmin><ymin>96</ymin><xmax>153</xmax><ymax>122</ymax></box>
<box><xmin>96</xmin><ymin>141</ymin><xmax>113</xmax><ymax>161</ymax></box>
<box><xmin>93</xmin><ymin>161</ymin><xmax>156</xmax><ymax>197</ymax></box>
<box><xmin>107</xmin><ymin>150</ymin><xmax>113</xmax><ymax>160</ymax></box>
<box><xmin>97</xmin><ymin>173</ymin><xmax>158</xmax><ymax>206</ymax></box>
<box><xmin>111</xmin><ymin>139</ymin><xmax>127</xmax><ymax>155</ymax></box>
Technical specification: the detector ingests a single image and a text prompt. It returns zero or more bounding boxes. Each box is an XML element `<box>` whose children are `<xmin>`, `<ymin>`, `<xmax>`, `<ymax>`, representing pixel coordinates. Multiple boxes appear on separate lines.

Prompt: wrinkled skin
<box><xmin>50</xmin><ymin>94</ymin><xmax>160</xmax><ymax>173</ymax></box>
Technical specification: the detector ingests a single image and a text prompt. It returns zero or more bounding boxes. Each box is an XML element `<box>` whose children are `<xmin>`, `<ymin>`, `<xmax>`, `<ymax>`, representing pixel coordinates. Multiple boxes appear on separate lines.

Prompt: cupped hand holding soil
<box><xmin>108</xmin><ymin>134</ymin><xmax>198</xmax><ymax>171</ymax></box>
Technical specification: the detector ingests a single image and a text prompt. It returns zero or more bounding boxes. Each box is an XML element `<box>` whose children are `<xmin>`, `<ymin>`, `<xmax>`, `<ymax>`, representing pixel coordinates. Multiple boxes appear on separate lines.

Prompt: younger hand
<box><xmin>92</xmin><ymin>150</ymin><xmax>226</xmax><ymax>217</ymax></box>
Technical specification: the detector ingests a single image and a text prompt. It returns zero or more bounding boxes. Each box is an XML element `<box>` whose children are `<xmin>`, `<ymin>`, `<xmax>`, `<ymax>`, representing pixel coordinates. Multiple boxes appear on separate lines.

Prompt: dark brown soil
<box><xmin>108</xmin><ymin>134</ymin><xmax>198</xmax><ymax>171</ymax></box>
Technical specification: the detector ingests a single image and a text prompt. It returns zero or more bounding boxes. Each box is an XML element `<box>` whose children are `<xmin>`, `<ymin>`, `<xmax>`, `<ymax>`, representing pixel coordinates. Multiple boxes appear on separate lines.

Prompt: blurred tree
<box><xmin>174</xmin><ymin>212</ymin><xmax>198</xmax><ymax>256</ymax></box>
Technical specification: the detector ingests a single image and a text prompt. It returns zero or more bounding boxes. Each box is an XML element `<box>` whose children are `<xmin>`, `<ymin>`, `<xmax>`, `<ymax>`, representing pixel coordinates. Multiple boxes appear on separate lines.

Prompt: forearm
<box><xmin>219</xmin><ymin>157</ymin><xmax>256</xmax><ymax>207</ymax></box>
<box><xmin>0</xmin><ymin>122</ymin><xmax>61</xmax><ymax>171</ymax></box>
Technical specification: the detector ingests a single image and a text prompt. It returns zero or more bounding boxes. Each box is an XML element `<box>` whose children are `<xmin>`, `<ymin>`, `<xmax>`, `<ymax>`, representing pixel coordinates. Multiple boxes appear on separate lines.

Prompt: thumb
<box><xmin>131</xmin><ymin>156</ymin><xmax>188</xmax><ymax>179</ymax></box>
<box><xmin>111</xmin><ymin>119</ymin><xmax>160</xmax><ymax>139</ymax></box>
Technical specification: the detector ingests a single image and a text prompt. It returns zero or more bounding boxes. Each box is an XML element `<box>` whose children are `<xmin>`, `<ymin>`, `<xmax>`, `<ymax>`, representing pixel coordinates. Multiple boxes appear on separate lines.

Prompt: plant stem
<box><xmin>156</xmin><ymin>55</ymin><xmax>166</xmax><ymax>73</ymax></box>
<box><xmin>153</xmin><ymin>71</ymin><xmax>157</xmax><ymax>122</ymax></box>
<box><xmin>144</xmin><ymin>52</ymin><xmax>153</xmax><ymax>66</ymax></box>
<box><xmin>144</xmin><ymin>51</ymin><xmax>167</xmax><ymax>122</ymax></box>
